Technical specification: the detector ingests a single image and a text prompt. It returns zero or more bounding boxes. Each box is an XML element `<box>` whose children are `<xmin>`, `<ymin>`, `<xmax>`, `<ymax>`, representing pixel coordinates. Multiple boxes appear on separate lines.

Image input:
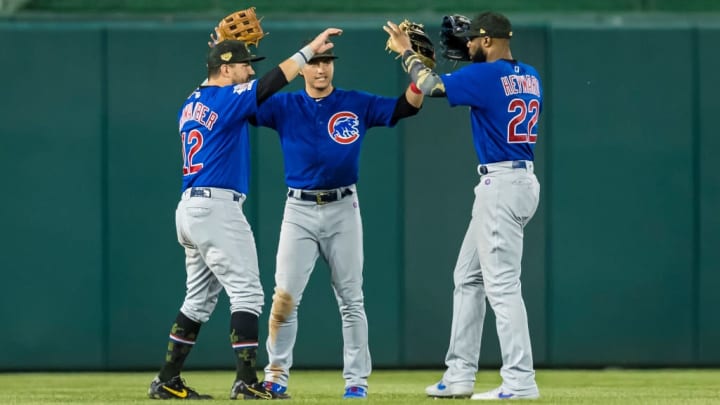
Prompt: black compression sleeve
<box><xmin>390</xmin><ymin>93</ymin><xmax>421</xmax><ymax>125</ymax></box>
<box><xmin>256</xmin><ymin>67</ymin><xmax>288</xmax><ymax>105</ymax></box>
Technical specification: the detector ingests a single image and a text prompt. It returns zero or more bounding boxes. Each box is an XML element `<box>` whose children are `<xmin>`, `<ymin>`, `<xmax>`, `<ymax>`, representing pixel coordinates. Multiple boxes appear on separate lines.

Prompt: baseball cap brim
<box><xmin>207</xmin><ymin>40</ymin><xmax>267</xmax><ymax>67</ymax></box>
<box><xmin>309</xmin><ymin>55</ymin><xmax>338</xmax><ymax>62</ymax></box>
<box><xmin>207</xmin><ymin>54</ymin><xmax>265</xmax><ymax>68</ymax></box>
<box><xmin>245</xmin><ymin>55</ymin><xmax>266</xmax><ymax>63</ymax></box>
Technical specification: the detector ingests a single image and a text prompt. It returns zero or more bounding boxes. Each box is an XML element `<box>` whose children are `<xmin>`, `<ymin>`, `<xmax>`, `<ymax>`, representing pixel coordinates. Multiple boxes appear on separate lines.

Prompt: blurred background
<box><xmin>1</xmin><ymin>0</ymin><xmax>719</xmax><ymax>372</ymax></box>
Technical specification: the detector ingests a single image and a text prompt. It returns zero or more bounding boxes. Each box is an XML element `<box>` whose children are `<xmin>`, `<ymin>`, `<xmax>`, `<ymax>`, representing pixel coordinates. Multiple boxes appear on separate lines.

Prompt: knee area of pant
<box><xmin>270</xmin><ymin>289</ymin><xmax>294</xmax><ymax>322</ymax></box>
<box><xmin>338</xmin><ymin>301</ymin><xmax>366</xmax><ymax>317</ymax></box>
<box><xmin>336</xmin><ymin>287</ymin><xmax>365</xmax><ymax>305</ymax></box>
<box><xmin>485</xmin><ymin>281</ymin><xmax>522</xmax><ymax>301</ymax></box>
<box><xmin>457</xmin><ymin>271</ymin><xmax>484</xmax><ymax>287</ymax></box>
<box><xmin>486</xmin><ymin>277</ymin><xmax>520</xmax><ymax>290</ymax></box>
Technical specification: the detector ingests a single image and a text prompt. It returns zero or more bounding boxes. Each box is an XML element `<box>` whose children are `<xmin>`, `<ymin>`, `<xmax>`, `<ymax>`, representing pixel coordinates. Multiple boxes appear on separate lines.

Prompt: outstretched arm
<box><xmin>384</xmin><ymin>21</ymin><xmax>446</xmax><ymax>97</ymax></box>
<box><xmin>208</xmin><ymin>26</ymin><xmax>343</xmax><ymax>104</ymax></box>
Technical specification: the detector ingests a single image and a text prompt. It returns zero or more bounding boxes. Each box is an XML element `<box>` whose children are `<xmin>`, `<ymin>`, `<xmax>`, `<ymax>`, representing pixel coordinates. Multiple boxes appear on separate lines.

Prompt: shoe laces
<box><xmin>168</xmin><ymin>376</ymin><xmax>197</xmax><ymax>393</ymax></box>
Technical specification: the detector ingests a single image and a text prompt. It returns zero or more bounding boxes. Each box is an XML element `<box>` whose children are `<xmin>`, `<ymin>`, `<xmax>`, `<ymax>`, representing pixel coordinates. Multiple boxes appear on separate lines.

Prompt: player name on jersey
<box><xmin>500</xmin><ymin>74</ymin><xmax>540</xmax><ymax>97</ymax></box>
<box><xmin>179</xmin><ymin>101</ymin><xmax>219</xmax><ymax>131</ymax></box>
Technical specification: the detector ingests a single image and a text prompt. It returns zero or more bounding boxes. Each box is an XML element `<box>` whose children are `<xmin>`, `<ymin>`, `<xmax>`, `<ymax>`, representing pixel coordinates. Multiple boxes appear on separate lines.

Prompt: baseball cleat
<box><xmin>148</xmin><ymin>376</ymin><xmax>212</xmax><ymax>400</ymax></box>
<box><xmin>343</xmin><ymin>385</ymin><xmax>367</xmax><ymax>399</ymax></box>
<box><xmin>425</xmin><ymin>380</ymin><xmax>473</xmax><ymax>398</ymax></box>
<box><xmin>237</xmin><ymin>381</ymin><xmax>291</xmax><ymax>400</ymax></box>
<box><xmin>230</xmin><ymin>380</ymin><xmax>267</xmax><ymax>400</ymax></box>
<box><xmin>470</xmin><ymin>386</ymin><xmax>539</xmax><ymax>400</ymax></box>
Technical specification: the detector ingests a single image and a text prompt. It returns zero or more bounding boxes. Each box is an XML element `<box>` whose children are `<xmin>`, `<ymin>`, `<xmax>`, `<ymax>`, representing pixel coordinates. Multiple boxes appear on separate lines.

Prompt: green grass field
<box><xmin>0</xmin><ymin>369</ymin><xmax>718</xmax><ymax>404</ymax></box>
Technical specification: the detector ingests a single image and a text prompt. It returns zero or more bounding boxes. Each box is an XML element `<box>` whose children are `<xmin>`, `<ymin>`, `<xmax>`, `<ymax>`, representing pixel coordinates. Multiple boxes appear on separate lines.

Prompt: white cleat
<box><xmin>471</xmin><ymin>386</ymin><xmax>539</xmax><ymax>400</ymax></box>
<box><xmin>425</xmin><ymin>381</ymin><xmax>473</xmax><ymax>398</ymax></box>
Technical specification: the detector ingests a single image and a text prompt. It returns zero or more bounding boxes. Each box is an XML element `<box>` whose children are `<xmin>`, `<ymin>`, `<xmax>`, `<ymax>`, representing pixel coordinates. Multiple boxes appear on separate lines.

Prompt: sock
<box><xmin>158</xmin><ymin>311</ymin><xmax>202</xmax><ymax>382</ymax></box>
<box><xmin>230</xmin><ymin>311</ymin><xmax>259</xmax><ymax>384</ymax></box>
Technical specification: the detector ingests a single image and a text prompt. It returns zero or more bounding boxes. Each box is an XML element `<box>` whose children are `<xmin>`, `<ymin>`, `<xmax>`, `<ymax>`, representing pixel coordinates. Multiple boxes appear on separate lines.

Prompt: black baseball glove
<box><xmin>440</xmin><ymin>14</ymin><xmax>472</xmax><ymax>61</ymax></box>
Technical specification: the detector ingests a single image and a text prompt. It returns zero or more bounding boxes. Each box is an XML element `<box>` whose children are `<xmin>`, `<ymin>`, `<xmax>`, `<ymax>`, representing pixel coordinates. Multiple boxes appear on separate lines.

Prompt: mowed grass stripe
<box><xmin>0</xmin><ymin>369</ymin><xmax>718</xmax><ymax>404</ymax></box>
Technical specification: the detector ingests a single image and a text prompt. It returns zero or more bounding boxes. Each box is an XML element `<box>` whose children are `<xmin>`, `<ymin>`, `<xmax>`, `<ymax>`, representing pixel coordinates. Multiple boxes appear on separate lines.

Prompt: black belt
<box><xmin>479</xmin><ymin>160</ymin><xmax>528</xmax><ymax>175</ymax></box>
<box><xmin>189</xmin><ymin>187</ymin><xmax>243</xmax><ymax>202</ymax></box>
<box><xmin>288</xmin><ymin>188</ymin><xmax>353</xmax><ymax>205</ymax></box>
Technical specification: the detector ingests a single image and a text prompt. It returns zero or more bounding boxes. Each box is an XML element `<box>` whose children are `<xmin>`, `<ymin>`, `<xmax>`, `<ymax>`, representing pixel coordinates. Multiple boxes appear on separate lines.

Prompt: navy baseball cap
<box><xmin>207</xmin><ymin>40</ymin><xmax>265</xmax><ymax>68</ymax></box>
<box><xmin>458</xmin><ymin>11</ymin><xmax>513</xmax><ymax>39</ymax></box>
<box><xmin>310</xmin><ymin>48</ymin><xmax>338</xmax><ymax>61</ymax></box>
<box><xmin>303</xmin><ymin>40</ymin><xmax>339</xmax><ymax>62</ymax></box>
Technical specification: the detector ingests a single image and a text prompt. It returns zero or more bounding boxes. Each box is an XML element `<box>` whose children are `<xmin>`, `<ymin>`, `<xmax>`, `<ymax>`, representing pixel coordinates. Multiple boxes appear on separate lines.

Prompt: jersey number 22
<box><xmin>507</xmin><ymin>98</ymin><xmax>539</xmax><ymax>143</ymax></box>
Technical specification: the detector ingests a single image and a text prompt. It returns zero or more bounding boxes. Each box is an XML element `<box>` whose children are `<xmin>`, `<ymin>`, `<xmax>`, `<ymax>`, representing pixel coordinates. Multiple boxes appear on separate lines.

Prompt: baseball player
<box><xmin>147</xmin><ymin>28</ymin><xmax>342</xmax><ymax>400</ymax></box>
<box><xmin>249</xmin><ymin>45</ymin><xmax>424</xmax><ymax>399</ymax></box>
<box><xmin>385</xmin><ymin>11</ymin><xmax>542</xmax><ymax>400</ymax></box>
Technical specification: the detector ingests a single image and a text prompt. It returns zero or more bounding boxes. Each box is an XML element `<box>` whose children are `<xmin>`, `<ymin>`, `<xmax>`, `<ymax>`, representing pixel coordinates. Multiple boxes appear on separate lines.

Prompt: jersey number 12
<box><xmin>181</xmin><ymin>129</ymin><xmax>204</xmax><ymax>175</ymax></box>
<box><xmin>507</xmin><ymin>98</ymin><xmax>539</xmax><ymax>143</ymax></box>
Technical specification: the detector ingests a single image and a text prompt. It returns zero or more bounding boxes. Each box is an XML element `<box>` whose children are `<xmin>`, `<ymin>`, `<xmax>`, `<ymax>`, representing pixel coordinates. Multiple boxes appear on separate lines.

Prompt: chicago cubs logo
<box><xmin>327</xmin><ymin>111</ymin><xmax>360</xmax><ymax>144</ymax></box>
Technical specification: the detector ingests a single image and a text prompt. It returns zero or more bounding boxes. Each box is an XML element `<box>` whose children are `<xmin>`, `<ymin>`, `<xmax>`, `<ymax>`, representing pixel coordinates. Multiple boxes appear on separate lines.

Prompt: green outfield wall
<box><xmin>1</xmin><ymin>17</ymin><xmax>718</xmax><ymax>371</ymax></box>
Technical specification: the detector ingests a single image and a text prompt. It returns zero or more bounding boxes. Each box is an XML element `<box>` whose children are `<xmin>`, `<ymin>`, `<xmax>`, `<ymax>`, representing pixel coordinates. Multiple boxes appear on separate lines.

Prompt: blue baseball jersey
<box><xmin>254</xmin><ymin>89</ymin><xmax>398</xmax><ymax>189</ymax></box>
<box><xmin>442</xmin><ymin>60</ymin><xmax>542</xmax><ymax>164</ymax></box>
<box><xmin>177</xmin><ymin>80</ymin><xmax>259</xmax><ymax>194</ymax></box>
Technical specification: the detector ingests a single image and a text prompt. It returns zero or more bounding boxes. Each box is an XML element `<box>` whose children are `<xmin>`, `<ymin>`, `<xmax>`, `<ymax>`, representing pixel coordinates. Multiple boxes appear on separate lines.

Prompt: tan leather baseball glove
<box><xmin>217</xmin><ymin>7</ymin><xmax>266</xmax><ymax>47</ymax></box>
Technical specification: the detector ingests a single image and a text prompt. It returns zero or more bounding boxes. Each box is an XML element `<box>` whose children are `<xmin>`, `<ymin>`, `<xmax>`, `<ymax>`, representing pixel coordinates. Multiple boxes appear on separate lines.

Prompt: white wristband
<box><xmin>290</xmin><ymin>45</ymin><xmax>314</xmax><ymax>68</ymax></box>
<box><xmin>290</xmin><ymin>52</ymin><xmax>306</xmax><ymax>68</ymax></box>
<box><xmin>298</xmin><ymin>45</ymin><xmax>314</xmax><ymax>62</ymax></box>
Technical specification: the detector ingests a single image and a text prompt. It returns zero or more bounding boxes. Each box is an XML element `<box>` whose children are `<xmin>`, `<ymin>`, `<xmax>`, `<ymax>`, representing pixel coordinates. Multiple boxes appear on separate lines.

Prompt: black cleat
<box><xmin>148</xmin><ymin>376</ymin><xmax>213</xmax><ymax>400</ymax></box>
<box><xmin>230</xmin><ymin>380</ymin><xmax>259</xmax><ymax>400</ymax></box>
<box><xmin>232</xmin><ymin>381</ymin><xmax>291</xmax><ymax>400</ymax></box>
